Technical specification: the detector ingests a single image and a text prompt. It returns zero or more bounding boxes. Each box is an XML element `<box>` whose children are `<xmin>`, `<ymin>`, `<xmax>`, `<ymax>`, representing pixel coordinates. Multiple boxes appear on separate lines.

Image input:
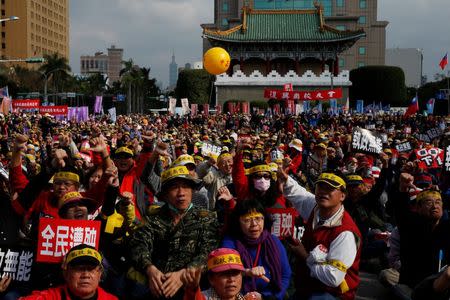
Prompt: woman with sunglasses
<box><xmin>221</xmin><ymin>199</ymin><xmax>291</xmax><ymax>300</ymax></box>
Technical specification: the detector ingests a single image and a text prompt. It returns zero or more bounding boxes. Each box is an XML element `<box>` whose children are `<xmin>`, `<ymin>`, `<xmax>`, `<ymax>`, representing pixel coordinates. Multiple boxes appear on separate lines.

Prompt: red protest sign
<box><xmin>37</xmin><ymin>218</ymin><xmax>101</xmax><ymax>263</ymax></box>
<box><xmin>264</xmin><ymin>88</ymin><xmax>343</xmax><ymax>101</ymax></box>
<box><xmin>415</xmin><ymin>147</ymin><xmax>444</xmax><ymax>170</ymax></box>
<box><xmin>39</xmin><ymin>105</ymin><xmax>68</xmax><ymax>116</ymax></box>
<box><xmin>265</xmin><ymin>207</ymin><xmax>297</xmax><ymax>239</ymax></box>
<box><xmin>12</xmin><ymin>99</ymin><xmax>41</xmax><ymax>109</ymax></box>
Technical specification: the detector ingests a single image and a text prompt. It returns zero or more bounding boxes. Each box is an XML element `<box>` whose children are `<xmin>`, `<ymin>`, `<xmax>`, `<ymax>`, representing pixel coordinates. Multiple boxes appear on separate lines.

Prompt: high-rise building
<box><xmin>1</xmin><ymin>0</ymin><xmax>70</xmax><ymax>62</ymax></box>
<box><xmin>80</xmin><ymin>45</ymin><xmax>123</xmax><ymax>83</ymax></box>
<box><xmin>210</xmin><ymin>0</ymin><xmax>388</xmax><ymax>70</ymax></box>
<box><xmin>107</xmin><ymin>45</ymin><xmax>123</xmax><ymax>83</ymax></box>
<box><xmin>169</xmin><ymin>51</ymin><xmax>178</xmax><ymax>89</ymax></box>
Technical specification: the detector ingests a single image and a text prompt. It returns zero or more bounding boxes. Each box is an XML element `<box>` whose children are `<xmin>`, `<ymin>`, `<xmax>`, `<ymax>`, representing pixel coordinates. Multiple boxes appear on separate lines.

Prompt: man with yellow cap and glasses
<box><xmin>280</xmin><ymin>170</ymin><xmax>361</xmax><ymax>300</ymax></box>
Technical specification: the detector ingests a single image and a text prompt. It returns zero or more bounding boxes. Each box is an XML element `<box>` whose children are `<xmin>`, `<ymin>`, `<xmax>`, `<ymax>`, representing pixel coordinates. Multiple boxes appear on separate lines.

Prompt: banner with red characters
<box><xmin>264</xmin><ymin>88</ymin><xmax>343</xmax><ymax>101</ymax></box>
<box><xmin>39</xmin><ymin>105</ymin><xmax>68</xmax><ymax>116</ymax></box>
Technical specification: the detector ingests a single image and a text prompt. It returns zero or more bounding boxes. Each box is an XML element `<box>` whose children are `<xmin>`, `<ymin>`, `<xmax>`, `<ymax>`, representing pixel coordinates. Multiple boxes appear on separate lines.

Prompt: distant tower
<box><xmin>169</xmin><ymin>50</ymin><xmax>178</xmax><ymax>89</ymax></box>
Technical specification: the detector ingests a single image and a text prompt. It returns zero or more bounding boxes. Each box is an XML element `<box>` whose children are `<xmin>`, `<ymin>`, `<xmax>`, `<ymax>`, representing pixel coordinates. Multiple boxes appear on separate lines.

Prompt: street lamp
<box><xmin>0</xmin><ymin>16</ymin><xmax>19</xmax><ymax>23</ymax></box>
<box><xmin>42</xmin><ymin>68</ymin><xmax>68</xmax><ymax>105</ymax></box>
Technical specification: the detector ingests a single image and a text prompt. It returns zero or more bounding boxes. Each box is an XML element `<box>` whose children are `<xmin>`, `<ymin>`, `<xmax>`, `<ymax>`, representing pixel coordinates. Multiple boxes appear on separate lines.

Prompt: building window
<box><xmin>1</xmin><ymin>10</ymin><xmax>5</xmax><ymax>16</ymax></box>
<box><xmin>358</xmin><ymin>16</ymin><xmax>366</xmax><ymax>24</ymax></box>
<box><xmin>221</xmin><ymin>18</ymin><xmax>228</xmax><ymax>26</ymax></box>
<box><xmin>339</xmin><ymin>58</ymin><xmax>345</xmax><ymax>68</ymax></box>
<box><xmin>358</xmin><ymin>62</ymin><xmax>366</xmax><ymax>68</ymax></box>
<box><xmin>254</xmin><ymin>0</ymin><xmax>332</xmax><ymax>16</ymax></box>
<box><xmin>336</xmin><ymin>25</ymin><xmax>346</xmax><ymax>31</ymax></box>
<box><xmin>1</xmin><ymin>32</ymin><xmax>4</xmax><ymax>38</ymax></box>
<box><xmin>1</xmin><ymin>43</ymin><xmax>5</xmax><ymax>49</ymax></box>
<box><xmin>359</xmin><ymin>47</ymin><xmax>366</xmax><ymax>55</ymax></box>
<box><xmin>336</xmin><ymin>0</ymin><xmax>344</xmax><ymax>8</ymax></box>
<box><xmin>359</xmin><ymin>0</ymin><xmax>367</xmax><ymax>9</ymax></box>
<box><xmin>222</xmin><ymin>2</ymin><xmax>228</xmax><ymax>12</ymax></box>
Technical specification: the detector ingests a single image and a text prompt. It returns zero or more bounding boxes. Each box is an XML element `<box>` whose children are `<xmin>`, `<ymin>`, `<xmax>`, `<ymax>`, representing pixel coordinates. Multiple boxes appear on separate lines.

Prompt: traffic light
<box><xmin>25</xmin><ymin>57</ymin><xmax>45</xmax><ymax>63</ymax></box>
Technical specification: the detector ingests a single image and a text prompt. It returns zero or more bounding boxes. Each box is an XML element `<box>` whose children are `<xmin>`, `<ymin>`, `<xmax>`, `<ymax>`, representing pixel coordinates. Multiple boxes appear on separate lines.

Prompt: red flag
<box><xmin>404</xmin><ymin>97</ymin><xmax>419</xmax><ymax>117</ymax></box>
<box><xmin>439</xmin><ymin>53</ymin><xmax>448</xmax><ymax>70</ymax></box>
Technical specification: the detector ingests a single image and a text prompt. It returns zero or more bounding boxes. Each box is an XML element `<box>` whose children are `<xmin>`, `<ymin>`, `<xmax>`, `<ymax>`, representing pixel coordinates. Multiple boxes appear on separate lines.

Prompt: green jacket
<box><xmin>129</xmin><ymin>204</ymin><xmax>219</xmax><ymax>274</ymax></box>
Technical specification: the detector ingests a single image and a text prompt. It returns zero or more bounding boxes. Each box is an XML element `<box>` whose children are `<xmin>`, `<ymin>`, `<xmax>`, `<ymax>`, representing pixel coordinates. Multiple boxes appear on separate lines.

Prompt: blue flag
<box><xmin>356</xmin><ymin>100</ymin><xmax>364</xmax><ymax>114</ymax></box>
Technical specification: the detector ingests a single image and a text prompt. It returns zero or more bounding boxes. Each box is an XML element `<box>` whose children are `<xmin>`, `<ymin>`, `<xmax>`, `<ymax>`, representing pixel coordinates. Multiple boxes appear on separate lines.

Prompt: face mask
<box><xmin>253</xmin><ymin>178</ymin><xmax>271</xmax><ymax>192</ymax></box>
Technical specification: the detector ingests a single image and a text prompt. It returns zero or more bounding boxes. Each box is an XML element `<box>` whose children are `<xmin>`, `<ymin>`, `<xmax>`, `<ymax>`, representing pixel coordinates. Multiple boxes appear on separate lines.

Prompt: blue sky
<box><xmin>70</xmin><ymin>0</ymin><xmax>450</xmax><ymax>88</ymax></box>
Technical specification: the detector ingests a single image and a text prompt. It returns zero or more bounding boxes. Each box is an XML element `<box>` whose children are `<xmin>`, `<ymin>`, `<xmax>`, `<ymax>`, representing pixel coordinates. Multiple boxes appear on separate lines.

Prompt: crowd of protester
<box><xmin>0</xmin><ymin>110</ymin><xmax>449</xmax><ymax>300</ymax></box>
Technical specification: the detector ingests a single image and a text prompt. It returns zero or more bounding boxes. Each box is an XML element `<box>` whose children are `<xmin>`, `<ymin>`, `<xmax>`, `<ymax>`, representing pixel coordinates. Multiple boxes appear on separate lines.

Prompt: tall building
<box><xmin>1</xmin><ymin>0</ymin><xmax>70</xmax><ymax>62</ymax></box>
<box><xmin>209</xmin><ymin>0</ymin><xmax>388</xmax><ymax>70</ymax></box>
<box><xmin>80</xmin><ymin>45</ymin><xmax>123</xmax><ymax>83</ymax></box>
<box><xmin>386</xmin><ymin>48</ymin><xmax>423</xmax><ymax>88</ymax></box>
<box><xmin>202</xmin><ymin>5</ymin><xmax>364</xmax><ymax>104</ymax></box>
<box><xmin>169</xmin><ymin>51</ymin><xmax>178</xmax><ymax>89</ymax></box>
<box><xmin>107</xmin><ymin>45</ymin><xmax>123</xmax><ymax>83</ymax></box>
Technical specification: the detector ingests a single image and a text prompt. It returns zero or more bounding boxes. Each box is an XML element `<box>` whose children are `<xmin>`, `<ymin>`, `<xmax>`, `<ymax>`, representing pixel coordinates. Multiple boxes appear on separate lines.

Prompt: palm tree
<box><xmin>120</xmin><ymin>59</ymin><xmax>144</xmax><ymax>114</ymax></box>
<box><xmin>39</xmin><ymin>53</ymin><xmax>71</xmax><ymax>103</ymax></box>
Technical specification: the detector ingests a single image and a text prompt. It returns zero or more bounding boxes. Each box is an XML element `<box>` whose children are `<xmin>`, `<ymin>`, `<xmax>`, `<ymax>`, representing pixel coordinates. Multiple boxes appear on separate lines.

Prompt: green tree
<box><xmin>349</xmin><ymin>66</ymin><xmax>407</xmax><ymax>107</ymax></box>
<box><xmin>175</xmin><ymin>69</ymin><xmax>214</xmax><ymax>104</ymax></box>
<box><xmin>39</xmin><ymin>53</ymin><xmax>71</xmax><ymax>102</ymax></box>
<box><xmin>418</xmin><ymin>76</ymin><xmax>449</xmax><ymax>115</ymax></box>
<box><xmin>140</xmin><ymin>67</ymin><xmax>161</xmax><ymax>112</ymax></box>
<box><xmin>120</xmin><ymin>59</ymin><xmax>144</xmax><ymax>114</ymax></box>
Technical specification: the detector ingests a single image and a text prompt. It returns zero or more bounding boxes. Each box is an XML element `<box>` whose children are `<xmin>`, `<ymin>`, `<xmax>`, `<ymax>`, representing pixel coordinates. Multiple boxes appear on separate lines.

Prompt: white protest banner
<box><xmin>181</xmin><ymin>98</ymin><xmax>189</xmax><ymax>115</ymax></box>
<box><xmin>444</xmin><ymin>141</ymin><xmax>450</xmax><ymax>173</ymax></box>
<box><xmin>351</xmin><ymin>127</ymin><xmax>383</xmax><ymax>155</ymax></box>
<box><xmin>168</xmin><ymin>98</ymin><xmax>176</xmax><ymax>115</ymax></box>
<box><xmin>201</xmin><ymin>142</ymin><xmax>221</xmax><ymax>158</ymax></box>
<box><xmin>265</xmin><ymin>207</ymin><xmax>297</xmax><ymax>239</ymax></box>
<box><xmin>0</xmin><ymin>247</ymin><xmax>33</xmax><ymax>282</ymax></box>
<box><xmin>395</xmin><ymin>141</ymin><xmax>412</xmax><ymax>153</ymax></box>
<box><xmin>426</xmin><ymin>127</ymin><xmax>443</xmax><ymax>141</ymax></box>
<box><xmin>415</xmin><ymin>133</ymin><xmax>431</xmax><ymax>143</ymax></box>
<box><xmin>37</xmin><ymin>218</ymin><xmax>101</xmax><ymax>263</ymax></box>
<box><xmin>108</xmin><ymin>107</ymin><xmax>117</xmax><ymax>122</ymax></box>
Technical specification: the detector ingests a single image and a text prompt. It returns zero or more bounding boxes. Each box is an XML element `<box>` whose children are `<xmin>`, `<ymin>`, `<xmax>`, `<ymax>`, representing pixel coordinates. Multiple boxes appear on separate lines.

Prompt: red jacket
<box><xmin>20</xmin><ymin>285</ymin><xmax>117</xmax><ymax>300</ymax></box>
<box><xmin>119</xmin><ymin>152</ymin><xmax>154</xmax><ymax>220</ymax></box>
<box><xmin>10</xmin><ymin>165</ymin><xmax>109</xmax><ymax>218</ymax></box>
<box><xmin>298</xmin><ymin>209</ymin><xmax>361</xmax><ymax>300</ymax></box>
<box><xmin>232</xmin><ymin>152</ymin><xmax>286</xmax><ymax>207</ymax></box>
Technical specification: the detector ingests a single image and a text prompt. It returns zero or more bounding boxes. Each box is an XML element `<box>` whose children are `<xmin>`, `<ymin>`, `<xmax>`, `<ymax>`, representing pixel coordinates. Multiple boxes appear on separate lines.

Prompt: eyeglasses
<box><xmin>240</xmin><ymin>216</ymin><xmax>264</xmax><ymax>225</ymax></box>
<box><xmin>54</xmin><ymin>181</ymin><xmax>76</xmax><ymax>187</ymax></box>
<box><xmin>253</xmin><ymin>173</ymin><xmax>271</xmax><ymax>180</ymax></box>
<box><xmin>423</xmin><ymin>199</ymin><xmax>443</xmax><ymax>208</ymax></box>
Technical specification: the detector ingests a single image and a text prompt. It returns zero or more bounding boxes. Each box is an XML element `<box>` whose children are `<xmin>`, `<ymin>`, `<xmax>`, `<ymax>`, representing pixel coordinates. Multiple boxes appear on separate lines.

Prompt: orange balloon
<box><xmin>203</xmin><ymin>47</ymin><xmax>230</xmax><ymax>75</ymax></box>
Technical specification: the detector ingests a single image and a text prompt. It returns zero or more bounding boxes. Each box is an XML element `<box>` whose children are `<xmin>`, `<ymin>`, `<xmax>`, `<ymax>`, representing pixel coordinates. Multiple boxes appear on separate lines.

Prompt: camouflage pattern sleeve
<box><xmin>188</xmin><ymin>210</ymin><xmax>220</xmax><ymax>268</ymax></box>
<box><xmin>129</xmin><ymin>215</ymin><xmax>156</xmax><ymax>273</ymax></box>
